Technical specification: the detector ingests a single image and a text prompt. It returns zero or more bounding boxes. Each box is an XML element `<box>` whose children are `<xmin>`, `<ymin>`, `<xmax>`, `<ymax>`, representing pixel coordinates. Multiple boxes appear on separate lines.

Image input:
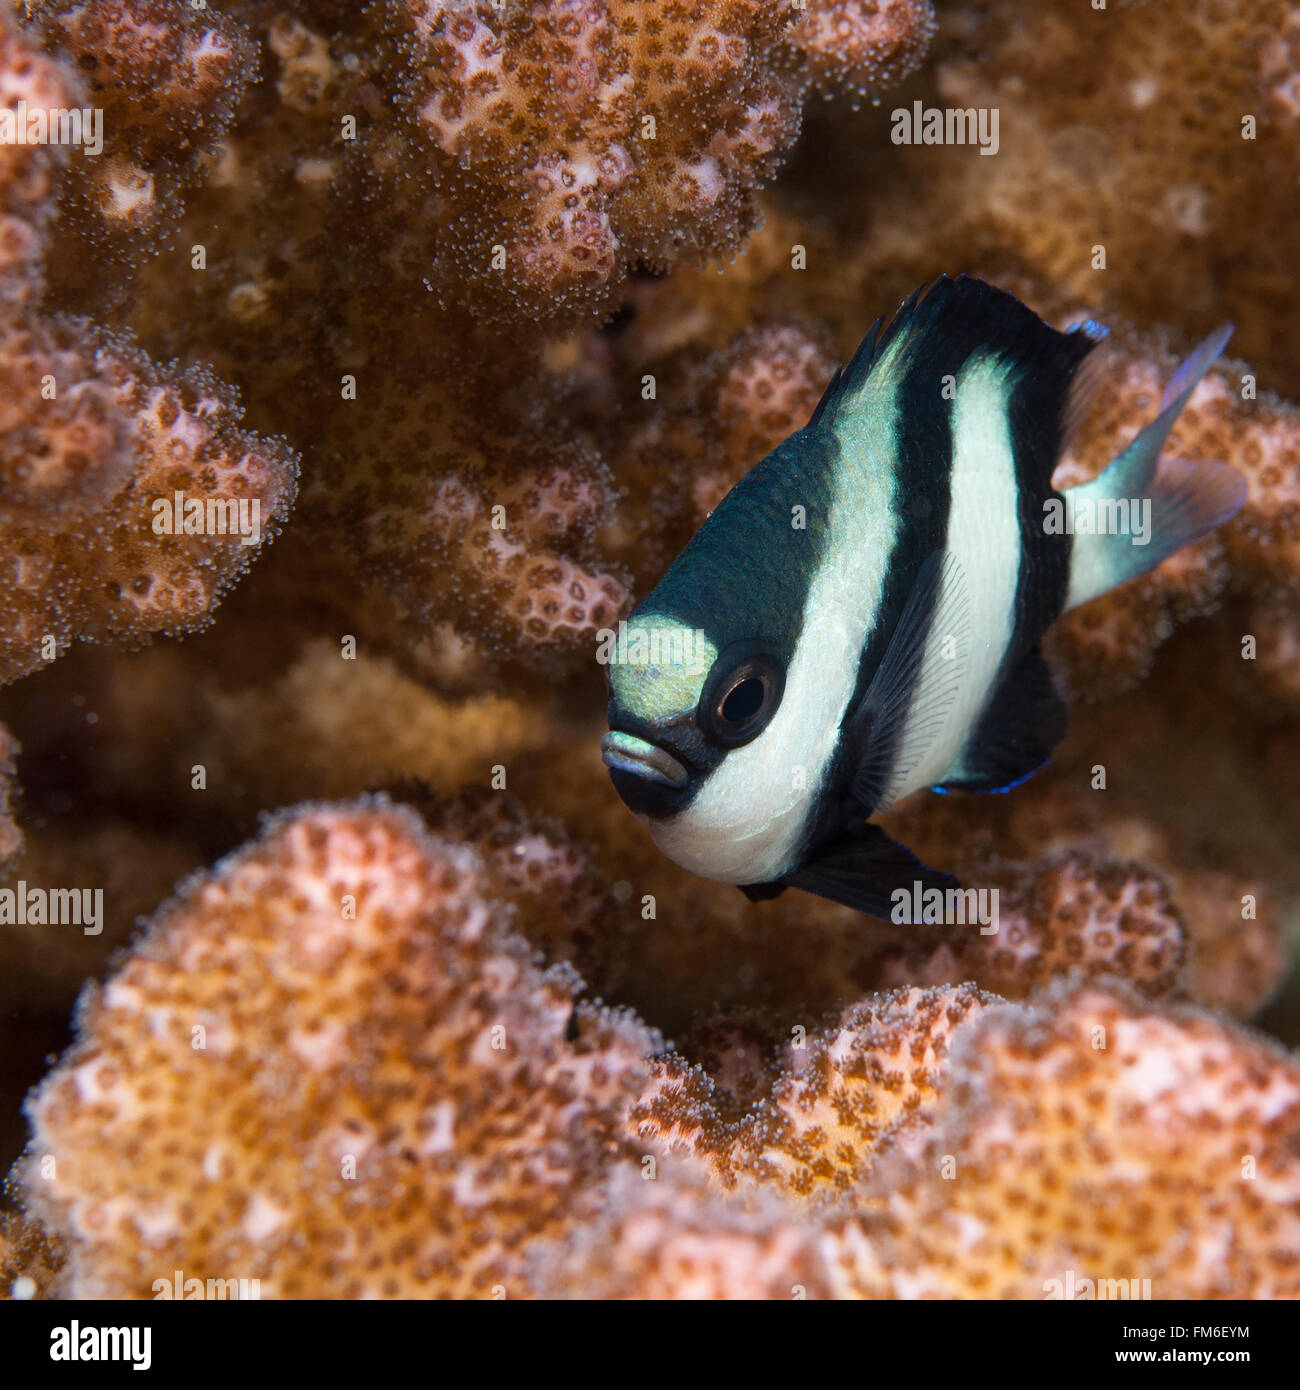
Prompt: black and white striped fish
<box><xmin>600</xmin><ymin>275</ymin><xmax>1245</xmax><ymax>922</ymax></box>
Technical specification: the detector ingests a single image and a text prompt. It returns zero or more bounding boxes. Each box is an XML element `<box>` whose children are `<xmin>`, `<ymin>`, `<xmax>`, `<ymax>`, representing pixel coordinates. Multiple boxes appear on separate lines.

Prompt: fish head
<box><xmin>601</xmin><ymin>610</ymin><xmax>787</xmax><ymax>820</ymax></box>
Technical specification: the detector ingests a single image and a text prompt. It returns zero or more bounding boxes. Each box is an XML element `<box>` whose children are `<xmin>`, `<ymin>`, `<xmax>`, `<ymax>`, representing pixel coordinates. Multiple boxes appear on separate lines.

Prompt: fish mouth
<box><xmin>600</xmin><ymin>731</ymin><xmax>689</xmax><ymax>789</ymax></box>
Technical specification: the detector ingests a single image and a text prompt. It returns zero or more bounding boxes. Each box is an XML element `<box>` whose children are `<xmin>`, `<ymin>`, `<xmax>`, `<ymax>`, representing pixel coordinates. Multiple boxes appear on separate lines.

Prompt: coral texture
<box><xmin>20</xmin><ymin>801</ymin><xmax>657</xmax><ymax>1298</ymax></box>
<box><xmin>537</xmin><ymin>981</ymin><xmax>1300</xmax><ymax>1299</ymax></box>
<box><xmin>393</xmin><ymin>0</ymin><xmax>933</xmax><ymax>324</ymax></box>
<box><xmin>0</xmin><ymin>5</ymin><xmax>296</xmax><ymax>685</ymax></box>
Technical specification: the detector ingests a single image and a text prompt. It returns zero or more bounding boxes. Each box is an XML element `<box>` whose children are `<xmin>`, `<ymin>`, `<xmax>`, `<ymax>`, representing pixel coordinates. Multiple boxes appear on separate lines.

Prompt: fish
<box><xmin>600</xmin><ymin>274</ymin><xmax>1246</xmax><ymax>923</ymax></box>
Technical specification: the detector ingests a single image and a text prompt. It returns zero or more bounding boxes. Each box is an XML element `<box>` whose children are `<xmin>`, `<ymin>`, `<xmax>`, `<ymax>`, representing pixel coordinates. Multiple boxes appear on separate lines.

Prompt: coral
<box><xmin>873</xmin><ymin>853</ymin><xmax>1187</xmax><ymax>1003</ymax></box>
<box><xmin>633</xmin><ymin>983</ymin><xmax>992</xmax><ymax>1197</ymax></box>
<box><xmin>790</xmin><ymin>0</ymin><xmax>935</xmax><ymax>98</ymax></box>
<box><xmin>1233</xmin><ymin>598</ymin><xmax>1300</xmax><ymax>714</ymax></box>
<box><xmin>0</xmin><ymin>1205</ymin><xmax>62</xmax><ymax>1299</ymax></box>
<box><xmin>685</xmin><ymin>319</ymin><xmax>839</xmax><ymax>522</ymax></box>
<box><xmin>0</xmin><ymin>0</ymin><xmax>1297</xmax><ymax>1309</ymax></box>
<box><xmin>0</xmin><ymin>330</ymin><xmax>298</xmax><ymax>684</ymax></box>
<box><xmin>0</xmin><ymin>6</ymin><xmax>296</xmax><ymax>686</ymax></box>
<box><xmin>292</xmin><ymin>374</ymin><xmax>632</xmax><ymax>677</ymax></box>
<box><xmin>0</xmin><ymin>819</ymin><xmax>202</xmax><ymax>1014</ymax></box>
<box><xmin>391</xmin><ymin>0</ymin><xmax>916</xmax><ymax>325</ymax></box>
<box><xmin>17</xmin><ymin>800</ymin><xmax>659</xmax><ymax>1299</ymax></box>
<box><xmin>857</xmin><ymin>0</ymin><xmax>1300</xmax><ymax>378</ymax></box>
<box><xmin>7</xmin><ymin>801</ymin><xmax>1299</xmax><ymax>1300</ymax></box>
<box><xmin>416</xmin><ymin>789</ymin><xmax>622</xmax><ymax>982</ymax></box>
<box><xmin>528</xmin><ymin>1160</ymin><xmax>821</xmax><ymax>1300</ymax></box>
<box><xmin>201</xmin><ymin>638</ymin><xmax>557</xmax><ymax>804</ymax></box>
<box><xmin>536</xmin><ymin>981</ymin><xmax>1300</xmax><ymax>1298</ymax></box>
<box><xmin>881</xmin><ymin>757</ymin><xmax>1286</xmax><ymax>1021</ymax></box>
<box><xmin>833</xmin><ymin>983</ymin><xmax>1300</xmax><ymax>1299</ymax></box>
<box><xmin>23</xmin><ymin>0</ymin><xmax>258</xmax><ymax>290</ymax></box>
<box><xmin>0</xmin><ymin>2</ymin><xmax>72</xmax><ymax>308</ymax></box>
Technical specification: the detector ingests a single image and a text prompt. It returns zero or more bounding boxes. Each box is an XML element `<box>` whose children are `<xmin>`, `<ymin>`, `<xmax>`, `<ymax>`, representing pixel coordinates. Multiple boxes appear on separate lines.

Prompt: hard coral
<box><xmin>881</xmin><ymin>762</ymin><xmax>1286</xmax><ymax>1021</ymax></box>
<box><xmin>23</xmin><ymin>0</ymin><xmax>258</xmax><ymax>288</ymax></box>
<box><xmin>393</xmin><ymin>0</ymin><xmax>933</xmax><ymax>325</ymax></box>
<box><xmin>633</xmin><ymin>982</ymin><xmax>993</xmax><ymax>1198</ymax></box>
<box><xmin>874</xmin><ymin>852</ymin><xmax>1187</xmax><ymax>1003</ymax></box>
<box><xmin>0</xmin><ymin>5</ymin><xmax>296</xmax><ymax>686</ymax></box>
<box><xmin>19</xmin><ymin>799</ymin><xmax>659</xmax><ymax>1299</ymax></box>
<box><xmin>0</xmin><ymin>332</ymin><xmax>298</xmax><ymax>684</ymax></box>
<box><xmin>537</xmin><ymin>982</ymin><xmax>1300</xmax><ymax>1298</ymax></box>
<box><xmin>839</xmin><ymin>982</ymin><xmax>1300</xmax><ymax>1299</ymax></box>
<box><xmin>304</xmin><ymin>374</ymin><xmax>630</xmax><ymax>673</ymax></box>
<box><xmin>0</xmin><ymin>0</ymin><xmax>1297</xmax><ymax>1309</ymax></box>
<box><xmin>790</xmin><ymin>0</ymin><xmax>935</xmax><ymax>98</ymax></box>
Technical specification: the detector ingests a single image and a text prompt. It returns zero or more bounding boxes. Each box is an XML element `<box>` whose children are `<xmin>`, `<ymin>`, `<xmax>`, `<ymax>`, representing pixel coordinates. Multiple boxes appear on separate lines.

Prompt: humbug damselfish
<box><xmin>600</xmin><ymin>275</ymin><xmax>1246</xmax><ymax>923</ymax></box>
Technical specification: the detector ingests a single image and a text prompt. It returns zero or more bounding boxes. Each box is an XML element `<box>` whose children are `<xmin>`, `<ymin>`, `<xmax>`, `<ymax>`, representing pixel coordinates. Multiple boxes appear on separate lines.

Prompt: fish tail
<box><xmin>1062</xmin><ymin>325</ymin><xmax>1246</xmax><ymax>611</ymax></box>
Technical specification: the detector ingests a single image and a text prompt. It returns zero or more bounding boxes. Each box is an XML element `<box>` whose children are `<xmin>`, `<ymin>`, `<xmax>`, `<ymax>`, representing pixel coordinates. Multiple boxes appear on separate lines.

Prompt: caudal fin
<box><xmin>1063</xmin><ymin>326</ymin><xmax>1246</xmax><ymax>611</ymax></box>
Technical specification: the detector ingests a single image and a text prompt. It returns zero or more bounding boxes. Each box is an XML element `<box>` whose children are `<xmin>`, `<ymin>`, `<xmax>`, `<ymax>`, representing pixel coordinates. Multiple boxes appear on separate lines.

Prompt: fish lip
<box><xmin>601</xmin><ymin>731</ymin><xmax>690</xmax><ymax>789</ymax></box>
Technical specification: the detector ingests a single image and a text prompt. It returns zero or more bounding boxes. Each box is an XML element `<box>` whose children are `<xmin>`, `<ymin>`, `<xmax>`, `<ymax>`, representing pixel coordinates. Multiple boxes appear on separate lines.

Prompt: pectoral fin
<box><xmin>849</xmin><ymin>550</ymin><xmax>972</xmax><ymax>815</ymax></box>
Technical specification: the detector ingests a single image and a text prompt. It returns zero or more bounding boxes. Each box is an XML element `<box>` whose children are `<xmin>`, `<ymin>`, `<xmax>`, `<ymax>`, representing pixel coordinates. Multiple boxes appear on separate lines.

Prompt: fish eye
<box><xmin>699</xmin><ymin>643</ymin><xmax>785</xmax><ymax>748</ymax></box>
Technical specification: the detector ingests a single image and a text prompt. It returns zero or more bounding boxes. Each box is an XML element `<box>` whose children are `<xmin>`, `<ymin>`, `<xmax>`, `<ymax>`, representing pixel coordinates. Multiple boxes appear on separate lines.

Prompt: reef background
<box><xmin>1</xmin><ymin>0</ymin><xmax>1298</xmax><ymax>1298</ymax></box>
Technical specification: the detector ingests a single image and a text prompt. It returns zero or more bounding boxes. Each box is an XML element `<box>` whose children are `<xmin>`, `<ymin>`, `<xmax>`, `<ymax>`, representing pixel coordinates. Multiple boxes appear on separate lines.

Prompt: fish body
<box><xmin>601</xmin><ymin>275</ymin><xmax>1246</xmax><ymax>921</ymax></box>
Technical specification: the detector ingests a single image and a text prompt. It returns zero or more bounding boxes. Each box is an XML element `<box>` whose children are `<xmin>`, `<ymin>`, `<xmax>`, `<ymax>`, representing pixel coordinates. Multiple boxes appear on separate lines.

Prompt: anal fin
<box><xmin>937</xmin><ymin>645</ymin><xmax>1066</xmax><ymax>794</ymax></box>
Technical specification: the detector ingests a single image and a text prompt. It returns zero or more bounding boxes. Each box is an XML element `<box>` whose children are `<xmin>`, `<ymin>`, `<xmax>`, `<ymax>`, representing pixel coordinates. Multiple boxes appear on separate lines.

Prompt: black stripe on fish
<box><xmin>808</xmin><ymin>275</ymin><xmax>1041</xmax><ymax>841</ymax></box>
<box><xmin>939</xmin><ymin>288</ymin><xmax>1104</xmax><ymax>791</ymax></box>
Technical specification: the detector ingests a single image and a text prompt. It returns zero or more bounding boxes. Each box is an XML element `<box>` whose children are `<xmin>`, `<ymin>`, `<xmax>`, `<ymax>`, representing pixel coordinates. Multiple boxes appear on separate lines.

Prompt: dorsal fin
<box><xmin>808</xmin><ymin>275</ymin><xmax>1107</xmax><ymax>482</ymax></box>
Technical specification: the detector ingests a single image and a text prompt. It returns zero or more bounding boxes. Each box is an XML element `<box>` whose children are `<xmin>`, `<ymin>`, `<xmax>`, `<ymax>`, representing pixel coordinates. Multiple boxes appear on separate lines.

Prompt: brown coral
<box><xmin>0</xmin><ymin>330</ymin><xmax>298</xmax><ymax>684</ymax></box>
<box><xmin>0</xmin><ymin>0</ymin><xmax>1296</xmax><ymax>1310</ymax></box>
<box><xmin>397</xmin><ymin>0</ymin><xmax>806</xmax><ymax>323</ymax></box>
<box><xmin>634</xmin><ymin>983</ymin><xmax>993</xmax><ymax>1198</ymax></box>
<box><xmin>881</xmin><ymin>755</ymin><xmax>1286</xmax><ymax>1022</ymax></box>
<box><xmin>18</xmin><ymin>799</ymin><xmax>659</xmax><ymax>1299</ymax></box>
<box><xmin>385</xmin><ymin>0</ymin><xmax>937</xmax><ymax>325</ymax></box>
<box><xmin>790</xmin><ymin>0</ymin><xmax>935</xmax><ymax>99</ymax></box>
<box><xmin>874</xmin><ymin>852</ymin><xmax>1188</xmax><ymax>1003</ymax></box>
<box><xmin>0</xmin><ymin>6</ymin><xmax>296</xmax><ymax>686</ymax></box>
<box><xmin>24</xmin><ymin>0</ymin><xmax>258</xmax><ymax>293</ymax></box>
<box><xmin>537</xmin><ymin>981</ymin><xmax>1300</xmax><ymax>1298</ymax></box>
<box><xmin>300</xmin><ymin>374</ymin><xmax>630</xmax><ymax>674</ymax></box>
<box><xmin>833</xmin><ymin>982</ymin><xmax>1300</xmax><ymax>1299</ymax></box>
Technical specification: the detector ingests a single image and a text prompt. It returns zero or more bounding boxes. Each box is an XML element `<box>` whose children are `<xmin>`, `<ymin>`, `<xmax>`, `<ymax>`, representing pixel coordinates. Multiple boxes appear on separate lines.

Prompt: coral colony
<box><xmin>0</xmin><ymin>0</ymin><xmax>1296</xmax><ymax>1309</ymax></box>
